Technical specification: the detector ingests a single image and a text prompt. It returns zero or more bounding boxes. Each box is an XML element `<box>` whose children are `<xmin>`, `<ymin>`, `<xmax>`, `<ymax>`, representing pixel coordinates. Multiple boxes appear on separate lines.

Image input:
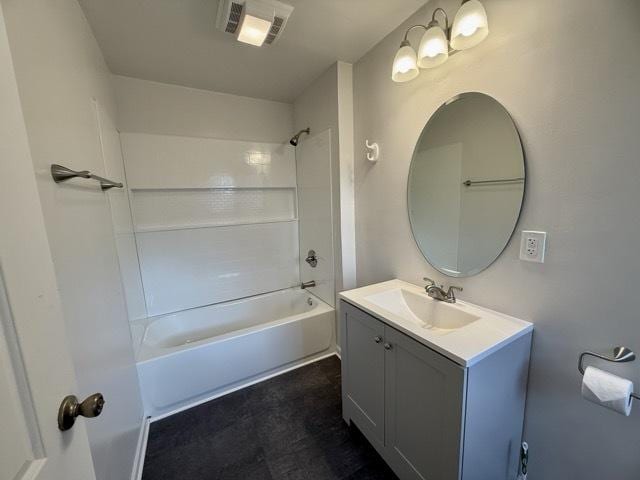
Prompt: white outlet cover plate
<box><xmin>520</xmin><ymin>230</ymin><xmax>547</xmax><ymax>263</ymax></box>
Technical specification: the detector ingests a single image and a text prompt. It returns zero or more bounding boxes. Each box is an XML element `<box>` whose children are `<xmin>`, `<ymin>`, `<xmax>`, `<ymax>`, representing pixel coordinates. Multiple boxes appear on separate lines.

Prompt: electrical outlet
<box><xmin>520</xmin><ymin>231</ymin><xmax>546</xmax><ymax>263</ymax></box>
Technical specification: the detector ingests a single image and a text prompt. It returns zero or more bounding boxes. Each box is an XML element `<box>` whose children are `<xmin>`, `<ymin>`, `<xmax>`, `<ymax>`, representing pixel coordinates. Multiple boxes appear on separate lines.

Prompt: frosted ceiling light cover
<box><xmin>392</xmin><ymin>42</ymin><xmax>419</xmax><ymax>83</ymax></box>
<box><xmin>237</xmin><ymin>13</ymin><xmax>272</xmax><ymax>46</ymax></box>
<box><xmin>417</xmin><ymin>25</ymin><xmax>449</xmax><ymax>68</ymax></box>
<box><xmin>450</xmin><ymin>0</ymin><xmax>489</xmax><ymax>50</ymax></box>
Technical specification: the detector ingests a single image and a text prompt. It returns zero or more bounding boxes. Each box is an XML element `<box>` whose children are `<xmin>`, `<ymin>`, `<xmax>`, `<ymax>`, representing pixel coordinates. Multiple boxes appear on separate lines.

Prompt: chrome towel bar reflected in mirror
<box><xmin>462</xmin><ymin>177</ymin><xmax>524</xmax><ymax>187</ymax></box>
<box><xmin>51</xmin><ymin>164</ymin><xmax>123</xmax><ymax>191</ymax></box>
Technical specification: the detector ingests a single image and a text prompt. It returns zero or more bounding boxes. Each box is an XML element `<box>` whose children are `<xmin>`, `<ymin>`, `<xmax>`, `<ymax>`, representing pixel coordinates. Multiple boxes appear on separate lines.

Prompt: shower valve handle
<box><xmin>305</xmin><ymin>250</ymin><xmax>318</xmax><ymax>268</ymax></box>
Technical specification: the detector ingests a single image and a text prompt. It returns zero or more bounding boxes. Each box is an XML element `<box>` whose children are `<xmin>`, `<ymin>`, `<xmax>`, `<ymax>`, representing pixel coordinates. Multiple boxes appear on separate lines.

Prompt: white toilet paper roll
<box><xmin>581</xmin><ymin>366</ymin><xmax>633</xmax><ymax>416</ymax></box>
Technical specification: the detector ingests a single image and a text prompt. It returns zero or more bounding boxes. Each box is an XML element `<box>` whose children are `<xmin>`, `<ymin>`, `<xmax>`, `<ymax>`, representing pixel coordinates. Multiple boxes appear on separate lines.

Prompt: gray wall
<box><xmin>353</xmin><ymin>0</ymin><xmax>640</xmax><ymax>478</ymax></box>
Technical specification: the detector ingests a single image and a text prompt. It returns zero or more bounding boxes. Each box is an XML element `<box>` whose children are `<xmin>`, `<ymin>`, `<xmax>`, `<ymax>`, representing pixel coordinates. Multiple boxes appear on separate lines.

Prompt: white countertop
<box><xmin>339</xmin><ymin>279</ymin><xmax>533</xmax><ymax>367</ymax></box>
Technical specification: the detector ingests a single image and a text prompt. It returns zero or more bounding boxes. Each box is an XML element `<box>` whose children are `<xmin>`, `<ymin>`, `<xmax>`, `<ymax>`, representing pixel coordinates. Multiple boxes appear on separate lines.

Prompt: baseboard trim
<box><xmin>131</xmin><ymin>416</ymin><xmax>151</xmax><ymax>480</ymax></box>
<box><xmin>149</xmin><ymin>350</ymin><xmax>339</xmax><ymax>423</ymax></box>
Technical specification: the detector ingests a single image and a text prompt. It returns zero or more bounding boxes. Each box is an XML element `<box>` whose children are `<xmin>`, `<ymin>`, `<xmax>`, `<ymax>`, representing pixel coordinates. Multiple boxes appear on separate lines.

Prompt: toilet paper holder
<box><xmin>579</xmin><ymin>346</ymin><xmax>640</xmax><ymax>400</ymax></box>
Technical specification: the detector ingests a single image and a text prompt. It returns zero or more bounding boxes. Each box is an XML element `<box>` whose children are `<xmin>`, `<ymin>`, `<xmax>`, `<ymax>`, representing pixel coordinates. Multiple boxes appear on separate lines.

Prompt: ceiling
<box><xmin>78</xmin><ymin>0</ymin><xmax>427</xmax><ymax>102</ymax></box>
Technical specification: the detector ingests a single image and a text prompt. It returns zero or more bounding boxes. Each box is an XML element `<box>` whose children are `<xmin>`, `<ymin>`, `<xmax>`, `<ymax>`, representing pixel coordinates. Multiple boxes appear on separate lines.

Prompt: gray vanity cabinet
<box><xmin>384</xmin><ymin>327</ymin><xmax>465</xmax><ymax>480</ymax></box>
<box><xmin>343</xmin><ymin>303</ymin><xmax>386</xmax><ymax>445</ymax></box>
<box><xmin>340</xmin><ymin>300</ymin><xmax>531</xmax><ymax>480</ymax></box>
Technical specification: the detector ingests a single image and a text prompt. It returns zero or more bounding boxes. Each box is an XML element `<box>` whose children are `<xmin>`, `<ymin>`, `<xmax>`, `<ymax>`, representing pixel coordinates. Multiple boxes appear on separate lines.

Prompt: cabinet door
<box><xmin>384</xmin><ymin>326</ymin><xmax>466</xmax><ymax>480</ymax></box>
<box><xmin>342</xmin><ymin>302</ymin><xmax>386</xmax><ymax>445</ymax></box>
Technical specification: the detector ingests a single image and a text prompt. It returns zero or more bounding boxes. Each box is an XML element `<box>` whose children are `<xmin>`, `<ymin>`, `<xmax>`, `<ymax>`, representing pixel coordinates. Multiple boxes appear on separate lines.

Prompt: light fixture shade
<box><xmin>236</xmin><ymin>1</ymin><xmax>275</xmax><ymax>47</ymax></box>
<box><xmin>392</xmin><ymin>42</ymin><xmax>419</xmax><ymax>83</ymax></box>
<box><xmin>450</xmin><ymin>0</ymin><xmax>489</xmax><ymax>51</ymax></box>
<box><xmin>237</xmin><ymin>13</ymin><xmax>272</xmax><ymax>46</ymax></box>
<box><xmin>417</xmin><ymin>25</ymin><xmax>449</xmax><ymax>68</ymax></box>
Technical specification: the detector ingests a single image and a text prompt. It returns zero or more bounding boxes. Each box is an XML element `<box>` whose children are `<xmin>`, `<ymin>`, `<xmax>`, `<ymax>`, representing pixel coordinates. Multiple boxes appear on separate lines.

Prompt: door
<box><xmin>384</xmin><ymin>327</ymin><xmax>466</xmax><ymax>480</ymax></box>
<box><xmin>0</xmin><ymin>4</ymin><xmax>96</xmax><ymax>478</ymax></box>
<box><xmin>342</xmin><ymin>302</ymin><xmax>386</xmax><ymax>445</ymax></box>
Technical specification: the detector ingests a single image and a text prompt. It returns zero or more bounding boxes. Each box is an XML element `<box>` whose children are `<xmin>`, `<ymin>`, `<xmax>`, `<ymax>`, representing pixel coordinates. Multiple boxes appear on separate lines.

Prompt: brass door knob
<box><xmin>58</xmin><ymin>393</ymin><xmax>105</xmax><ymax>431</ymax></box>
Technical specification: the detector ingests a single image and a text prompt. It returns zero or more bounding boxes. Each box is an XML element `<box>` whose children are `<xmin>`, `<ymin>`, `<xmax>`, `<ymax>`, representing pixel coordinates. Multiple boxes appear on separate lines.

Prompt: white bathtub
<box><xmin>133</xmin><ymin>288</ymin><xmax>335</xmax><ymax>416</ymax></box>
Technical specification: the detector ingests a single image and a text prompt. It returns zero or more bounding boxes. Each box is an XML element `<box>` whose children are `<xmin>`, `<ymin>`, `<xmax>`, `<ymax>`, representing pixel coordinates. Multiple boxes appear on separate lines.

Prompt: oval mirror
<box><xmin>408</xmin><ymin>92</ymin><xmax>525</xmax><ymax>277</ymax></box>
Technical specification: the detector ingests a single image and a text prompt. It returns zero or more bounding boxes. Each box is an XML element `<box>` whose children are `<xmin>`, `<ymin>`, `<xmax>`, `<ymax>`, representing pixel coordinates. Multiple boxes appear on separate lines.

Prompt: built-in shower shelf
<box><xmin>134</xmin><ymin>218</ymin><xmax>298</xmax><ymax>234</ymax></box>
<box><xmin>130</xmin><ymin>187</ymin><xmax>297</xmax><ymax>232</ymax></box>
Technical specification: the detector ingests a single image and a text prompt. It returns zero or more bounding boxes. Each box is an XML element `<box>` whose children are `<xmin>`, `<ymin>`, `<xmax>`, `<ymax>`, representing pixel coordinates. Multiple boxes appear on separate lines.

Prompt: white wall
<box><xmin>1</xmin><ymin>2</ymin><xmax>144</xmax><ymax>479</ymax></box>
<box><xmin>113</xmin><ymin>75</ymin><xmax>293</xmax><ymax>142</ymax></box>
<box><xmin>353</xmin><ymin>0</ymin><xmax>640</xmax><ymax>478</ymax></box>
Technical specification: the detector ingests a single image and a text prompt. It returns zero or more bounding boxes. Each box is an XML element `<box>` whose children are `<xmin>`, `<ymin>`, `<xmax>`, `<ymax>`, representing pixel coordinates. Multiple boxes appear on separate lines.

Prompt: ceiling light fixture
<box><xmin>391</xmin><ymin>0</ymin><xmax>489</xmax><ymax>82</ymax></box>
<box><xmin>216</xmin><ymin>0</ymin><xmax>294</xmax><ymax>47</ymax></box>
<box><xmin>237</xmin><ymin>1</ymin><xmax>273</xmax><ymax>46</ymax></box>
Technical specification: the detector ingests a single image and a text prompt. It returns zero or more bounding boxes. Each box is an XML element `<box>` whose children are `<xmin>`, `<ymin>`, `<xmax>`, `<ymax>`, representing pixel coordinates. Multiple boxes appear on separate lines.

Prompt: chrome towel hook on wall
<box><xmin>51</xmin><ymin>164</ymin><xmax>123</xmax><ymax>191</ymax></box>
<box><xmin>578</xmin><ymin>346</ymin><xmax>640</xmax><ymax>400</ymax></box>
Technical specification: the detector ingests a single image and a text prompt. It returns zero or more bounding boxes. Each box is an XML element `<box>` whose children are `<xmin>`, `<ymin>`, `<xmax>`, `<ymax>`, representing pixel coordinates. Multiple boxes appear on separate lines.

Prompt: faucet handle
<box><xmin>445</xmin><ymin>285</ymin><xmax>463</xmax><ymax>303</ymax></box>
<box><xmin>423</xmin><ymin>277</ymin><xmax>436</xmax><ymax>286</ymax></box>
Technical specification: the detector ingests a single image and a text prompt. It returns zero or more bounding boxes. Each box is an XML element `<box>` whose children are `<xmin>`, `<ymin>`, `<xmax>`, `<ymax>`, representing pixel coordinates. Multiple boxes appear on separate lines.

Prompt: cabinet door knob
<box><xmin>384</xmin><ymin>343</ymin><xmax>392</xmax><ymax>350</ymax></box>
<box><xmin>374</xmin><ymin>336</ymin><xmax>382</xmax><ymax>343</ymax></box>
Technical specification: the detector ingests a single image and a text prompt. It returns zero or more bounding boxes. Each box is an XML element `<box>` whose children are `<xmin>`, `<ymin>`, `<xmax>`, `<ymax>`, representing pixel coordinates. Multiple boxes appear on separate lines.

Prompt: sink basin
<box><xmin>364</xmin><ymin>288</ymin><xmax>480</xmax><ymax>335</ymax></box>
<box><xmin>340</xmin><ymin>279</ymin><xmax>533</xmax><ymax>366</ymax></box>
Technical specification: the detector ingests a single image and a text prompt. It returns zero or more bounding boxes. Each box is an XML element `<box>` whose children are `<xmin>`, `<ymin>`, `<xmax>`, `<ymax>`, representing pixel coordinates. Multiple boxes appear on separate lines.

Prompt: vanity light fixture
<box><xmin>418</xmin><ymin>16</ymin><xmax>449</xmax><ymax>68</ymax></box>
<box><xmin>391</xmin><ymin>0</ymin><xmax>489</xmax><ymax>82</ymax></box>
<box><xmin>450</xmin><ymin>0</ymin><xmax>489</xmax><ymax>50</ymax></box>
<box><xmin>391</xmin><ymin>40</ymin><xmax>419</xmax><ymax>83</ymax></box>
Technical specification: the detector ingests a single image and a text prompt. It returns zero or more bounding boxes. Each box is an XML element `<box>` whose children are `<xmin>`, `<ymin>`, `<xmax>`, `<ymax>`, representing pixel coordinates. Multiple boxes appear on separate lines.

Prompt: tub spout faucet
<box><xmin>301</xmin><ymin>280</ymin><xmax>316</xmax><ymax>289</ymax></box>
<box><xmin>423</xmin><ymin>277</ymin><xmax>463</xmax><ymax>303</ymax></box>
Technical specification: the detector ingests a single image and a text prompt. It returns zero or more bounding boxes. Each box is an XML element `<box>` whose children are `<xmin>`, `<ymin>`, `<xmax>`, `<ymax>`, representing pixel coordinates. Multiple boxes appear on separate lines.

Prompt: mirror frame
<box><xmin>406</xmin><ymin>92</ymin><xmax>527</xmax><ymax>278</ymax></box>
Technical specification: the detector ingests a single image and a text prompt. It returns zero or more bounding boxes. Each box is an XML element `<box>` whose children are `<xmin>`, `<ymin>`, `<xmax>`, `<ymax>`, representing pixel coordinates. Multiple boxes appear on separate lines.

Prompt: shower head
<box><xmin>289</xmin><ymin>128</ymin><xmax>310</xmax><ymax>146</ymax></box>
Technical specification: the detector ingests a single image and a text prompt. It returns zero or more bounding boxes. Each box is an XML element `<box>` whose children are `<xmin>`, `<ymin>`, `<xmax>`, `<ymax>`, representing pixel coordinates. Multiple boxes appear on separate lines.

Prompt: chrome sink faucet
<box><xmin>423</xmin><ymin>277</ymin><xmax>463</xmax><ymax>304</ymax></box>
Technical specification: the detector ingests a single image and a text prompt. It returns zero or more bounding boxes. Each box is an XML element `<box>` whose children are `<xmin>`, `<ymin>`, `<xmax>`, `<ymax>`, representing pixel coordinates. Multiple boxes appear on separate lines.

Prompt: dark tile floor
<box><xmin>142</xmin><ymin>356</ymin><xmax>398</xmax><ymax>480</ymax></box>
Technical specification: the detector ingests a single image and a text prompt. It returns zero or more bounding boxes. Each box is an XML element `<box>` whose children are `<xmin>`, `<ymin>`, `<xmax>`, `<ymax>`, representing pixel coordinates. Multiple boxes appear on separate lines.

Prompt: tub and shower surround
<box><xmin>119</xmin><ymin>132</ymin><xmax>301</xmax><ymax>316</ymax></box>
<box><xmin>118</xmin><ymin>132</ymin><xmax>336</xmax><ymax>415</ymax></box>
